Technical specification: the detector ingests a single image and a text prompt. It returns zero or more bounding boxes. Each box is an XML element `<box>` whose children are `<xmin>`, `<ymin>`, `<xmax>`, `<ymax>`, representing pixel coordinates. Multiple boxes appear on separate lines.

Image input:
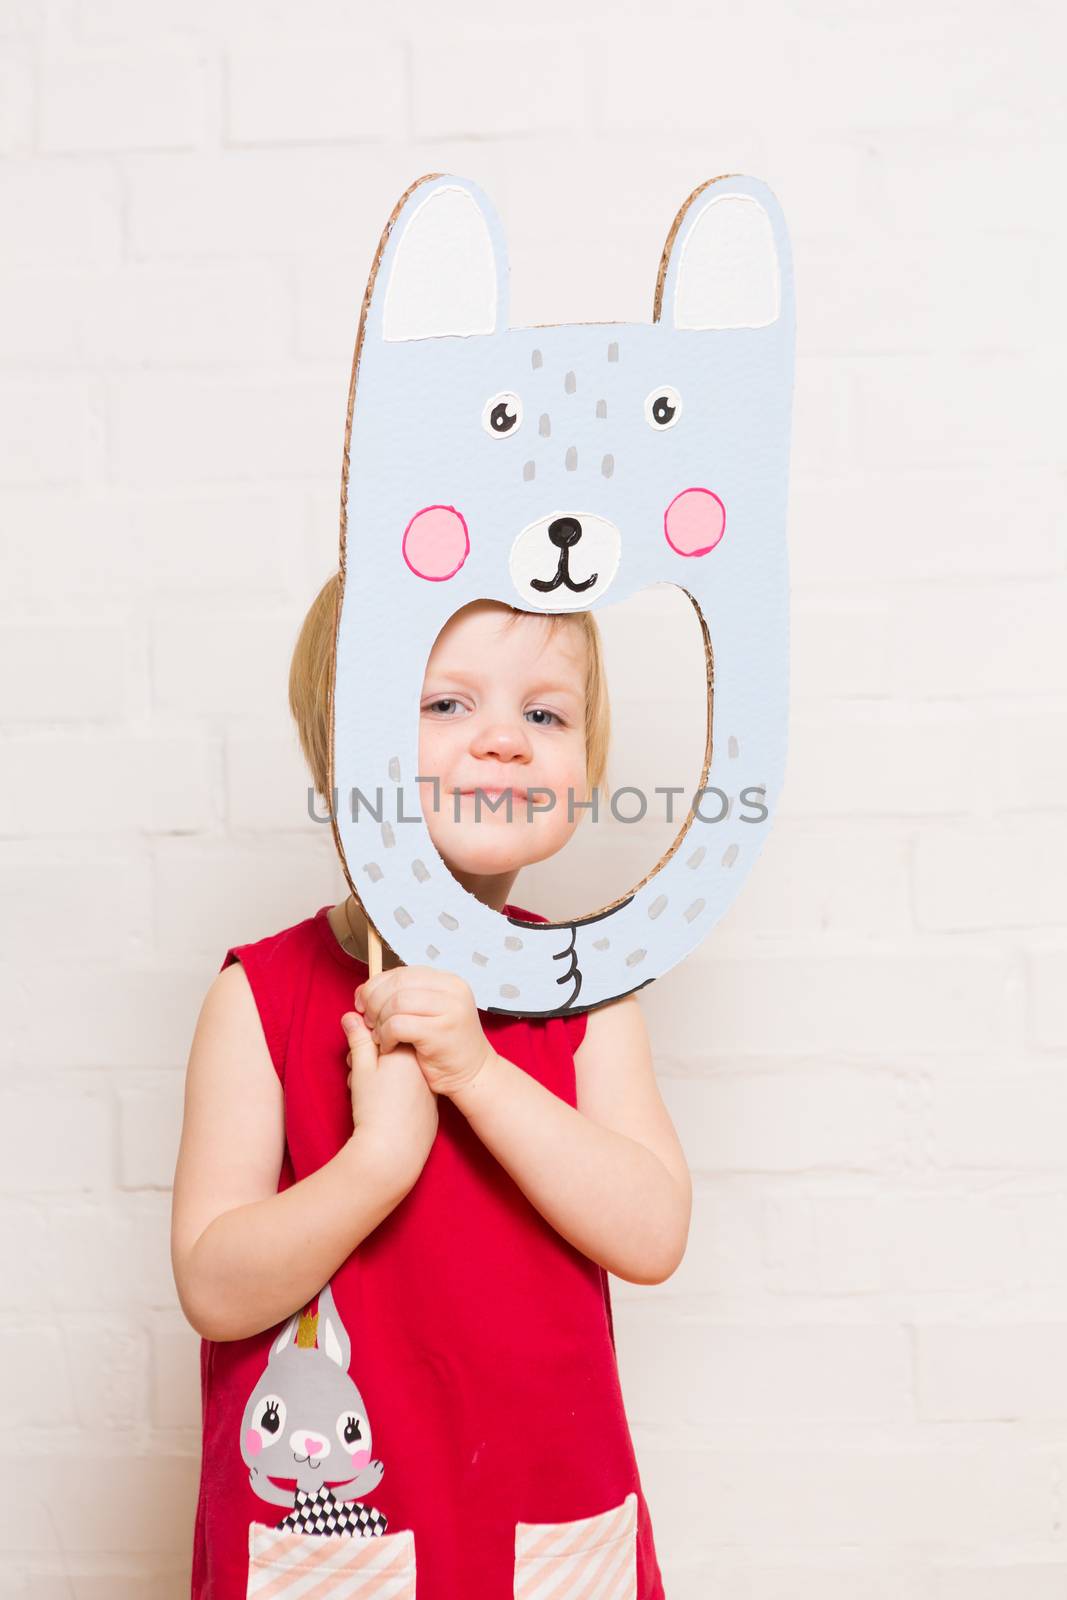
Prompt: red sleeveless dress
<box><xmin>189</xmin><ymin>902</ymin><xmax>665</xmax><ymax>1599</ymax></box>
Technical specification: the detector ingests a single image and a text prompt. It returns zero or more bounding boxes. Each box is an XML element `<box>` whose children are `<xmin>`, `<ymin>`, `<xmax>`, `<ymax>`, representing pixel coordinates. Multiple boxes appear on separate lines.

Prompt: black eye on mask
<box><xmin>483</xmin><ymin>392</ymin><xmax>523</xmax><ymax>436</ymax></box>
<box><xmin>645</xmin><ymin>386</ymin><xmax>683</xmax><ymax>429</ymax></box>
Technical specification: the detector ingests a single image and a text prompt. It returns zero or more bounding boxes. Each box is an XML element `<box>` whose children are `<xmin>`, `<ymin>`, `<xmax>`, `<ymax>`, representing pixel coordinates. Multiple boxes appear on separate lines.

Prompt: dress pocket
<box><xmin>246</xmin><ymin>1521</ymin><xmax>417</xmax><ymax>1598</ymax></box>
<box><xmin>513</xmin><ymin>1490</ymin><xmax>637</xmax><ymax>1599</ymax></box>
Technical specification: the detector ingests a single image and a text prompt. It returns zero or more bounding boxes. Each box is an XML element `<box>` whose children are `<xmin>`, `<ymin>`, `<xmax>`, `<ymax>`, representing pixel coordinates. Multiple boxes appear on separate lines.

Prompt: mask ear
<box><xmin>366</xmin><ymin>174</ymin><xmax>508</xmax><ymax>343</ymax></box>
<box><xmin>657</xmin><ymin>178</ymin><xmax>783</xmax><ymax>330</ymax></box>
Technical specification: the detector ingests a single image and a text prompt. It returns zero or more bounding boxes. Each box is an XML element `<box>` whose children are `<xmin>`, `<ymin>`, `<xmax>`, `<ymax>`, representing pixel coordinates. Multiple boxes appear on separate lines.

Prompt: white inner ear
<box><xmin>319</xmin><ymin>1313</ymin><xmax>345</xmax><ymax>1370</ymax></box>
<box><xmin>382</xmin><ymin>183</ymin><xmax>498</xmax><ymax>342</ymax></box>
<box><xmin>673</xmin><ymin>193</ymin><xmax>779</xmax><ymax>330</ymax></box>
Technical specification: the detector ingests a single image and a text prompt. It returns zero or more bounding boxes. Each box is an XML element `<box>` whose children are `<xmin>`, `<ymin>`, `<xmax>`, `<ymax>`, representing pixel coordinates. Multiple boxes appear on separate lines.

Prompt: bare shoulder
<box><xmin>171</xmin><ymin>961</ymin><xmax>286</xmax><ymax>1297</ymax></box>
<box><xmin>574</xmin><ymin>991</ymin><xmax>650</xmax><ymax>1067</ymax></box>
<box><xmin>572</xmin><ymin>993</ymin><xmax>690</xmax><ymax>1190</ymax></box>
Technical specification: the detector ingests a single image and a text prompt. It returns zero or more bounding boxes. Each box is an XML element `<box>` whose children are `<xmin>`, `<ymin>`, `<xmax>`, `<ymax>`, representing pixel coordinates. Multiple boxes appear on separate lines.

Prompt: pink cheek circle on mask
<box><xmin>402</xmin><ymin>505</ymin><xmax>470</xmax><ymax>581</ymax></box>
<box><xmin>664</xmin><ymin>488</ymin><xmax>726</xmax><ymax>557</ymax></box>
<box><xmin>245</xmin><ymin>1428</ymin><xmax>263</xmax><ymax>1456</ymax></box>
<box><xmin>348</xmin><ymin>1447</ymin><xmax>372</xmax><ymax>1470</ymax></box>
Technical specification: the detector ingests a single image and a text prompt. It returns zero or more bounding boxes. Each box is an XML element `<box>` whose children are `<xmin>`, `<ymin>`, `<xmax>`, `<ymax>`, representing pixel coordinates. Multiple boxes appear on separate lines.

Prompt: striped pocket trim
<box><xmin>514</xmin><ymin>1491</ymin><xmax>638</xmax><ymax>1600</ymax></box>
<box><xmin>247</xmin><ymin>1522</ymin><xmax>416</xmax><ymax>1600</ymax></box>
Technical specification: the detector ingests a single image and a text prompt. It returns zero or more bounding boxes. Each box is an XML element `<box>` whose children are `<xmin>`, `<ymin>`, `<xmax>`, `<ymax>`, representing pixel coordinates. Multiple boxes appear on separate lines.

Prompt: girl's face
<box><xmin>418</xmin><ymin>601</ymin><xmax>589</xmax><ymax>883</ymax></box>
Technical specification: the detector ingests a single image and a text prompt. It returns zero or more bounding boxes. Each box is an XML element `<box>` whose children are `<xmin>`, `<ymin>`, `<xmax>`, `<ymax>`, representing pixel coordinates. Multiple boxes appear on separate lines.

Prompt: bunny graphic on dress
<box><xmin>240</xmin><ymin>1282</ymin><xmax>389</xmax><ymax>1539</ymax></box>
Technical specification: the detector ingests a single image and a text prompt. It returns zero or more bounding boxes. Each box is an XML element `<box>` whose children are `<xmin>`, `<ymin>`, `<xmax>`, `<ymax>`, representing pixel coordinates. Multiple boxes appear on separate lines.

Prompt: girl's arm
<box><xmin>449</xmin><ymin>994</ymin><xmax>692</xmax><ymax>1285</ymax></box>
<box><xmin>170</xmin><ymin>962</ymin><xmax>416</xmax><ymax>1343</ymax></box>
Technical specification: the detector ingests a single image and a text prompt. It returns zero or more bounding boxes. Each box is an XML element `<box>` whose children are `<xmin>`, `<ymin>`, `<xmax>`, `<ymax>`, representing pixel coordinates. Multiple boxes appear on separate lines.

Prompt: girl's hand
<box><xmin>341</xmin><ymin>1007</ymin><xmax>439</xmax><ymax>1187</ymax></box>
<box><xmin>354</xmin><ymin>968</ymin><xmax>495</xmax><ymax>1099</ymax></box>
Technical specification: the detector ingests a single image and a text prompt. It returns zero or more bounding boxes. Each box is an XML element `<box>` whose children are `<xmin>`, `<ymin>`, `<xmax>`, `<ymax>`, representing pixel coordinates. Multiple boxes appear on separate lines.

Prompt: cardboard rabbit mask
<box><xmin>329</xmin><ymin>172</ymin><xmax>794</xmax><ymax>1018</ymax></box>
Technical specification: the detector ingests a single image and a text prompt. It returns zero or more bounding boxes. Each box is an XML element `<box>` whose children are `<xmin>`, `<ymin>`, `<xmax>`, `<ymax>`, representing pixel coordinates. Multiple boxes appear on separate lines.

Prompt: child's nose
<box><xmin>471</xmin><ymin>720</ymin><xmax>530</xmax><ymax>760</ymax></box>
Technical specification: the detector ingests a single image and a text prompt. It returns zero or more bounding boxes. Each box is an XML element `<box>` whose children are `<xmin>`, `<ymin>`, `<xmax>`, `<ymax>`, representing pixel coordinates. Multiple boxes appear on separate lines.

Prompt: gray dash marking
<box><xmin>412</xmin><ymin>858</ymin><xmax>430</xmax><ymax>883</ymax></box>
<box><xmin>728</xmin><ymin>735</ymin><xmax>739</xmax><ymax>759</ymax></box>
<box><xmin>439</xmin><ymin>911</ymin><xmax>459</xmax><ymax>930</ymax></box>
<box><xmin>504</xmin><ymin>935</ymin><xmax>523</xmax><ymax>951</ymax></box>
<box><xmin>564</xmin><ymin>370</ymin><xmax>576</xmax><ymax>394</ymax></box>
<box><xmin>394</xmin><ymin>906</ymin><xmax>413</xmax><ymax>929</ymax></box>
<box><xmin>387</xmin><ymin>755</ymin><xmax>401</xmax><ymax>783</ymax></box>
<box><xmin>687</xmin><ymin>846</ymin><xmax>706</xmax><ymax>869</ymax></box>
<box><xmin>684</xmin><ymin>899</ymin><xmax>705</xmax><ymax>923</ymax></box>
<box><xmin>601</xmin><ymin>454</ymin><xmax>614</xmax><ymax>478</ymax></box>
<box><xmin>523</xmin><ymin>460</ymin><xmax>536</xmax><ymax>481</ymax></box>
<box><xmin>500</xmin><ymin>983</ymin><xmax>520</xmax><ymax>999</ymax></box>
<box><xmin>426</xmin><ymin>944</ymin><xmax>440</xmax><ymax>959</ymax></box>
<box><xmin>539</xmin><ymin>413</ymin><xmax>551</xmax><ymax>438</ymax></box>
<box><xmin>625</xmin><ymin>948</ymin><xmax>646</xmax><ymax>967</ymax></box>
<box><xmin>593</xmin><ymin>936</ymin><xmax>610</xmax><ymax>951</ymax></box>
<box><xmin>472</xmin><ymin>951</ymin><xmax>488</xmax><ymax>967</ymax></box>
<box><xmin>648</xmin><ymin>894</ymin><xmax>668</xmax><ymax>919</ymax></box>
<box><xmin>364</xmin><ymin>861</ymin><xmax>383</xmax><ymax>883</ymax></box>
<box><xmin>722</xmin><ymin>843</ymin><xmax>739</xmax><ymax>867</ymax></box>
<box><xmin>607</xmin><ymin>342</ymin><xmax>619</xmax><ymax>362</ymax></box>
<box><xmin>565</xmin><ymin>446</ymin><xmax>578</xmax><ymax>471</ymax></box>
<box><xmin>596</xmin><ymin>398</ymin><xmax>607</xmax><ymax>419</ymax></box>
<box><xmin>380</xmin><ymin>821</ymin><xmax>395</xmax><ymax>849</ymax></box>
<box><xmin>532</xmin><ymin>348</ymin><xmax>543</xmax><ymax>369</ymax></box>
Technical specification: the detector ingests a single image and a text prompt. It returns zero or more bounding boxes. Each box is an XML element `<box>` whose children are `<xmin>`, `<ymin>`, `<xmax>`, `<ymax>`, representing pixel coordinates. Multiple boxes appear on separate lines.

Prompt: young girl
<box><xmin>171</xmin><ymin>583</ymin><xmax>691</xmax><ymax>1599</ymax></box>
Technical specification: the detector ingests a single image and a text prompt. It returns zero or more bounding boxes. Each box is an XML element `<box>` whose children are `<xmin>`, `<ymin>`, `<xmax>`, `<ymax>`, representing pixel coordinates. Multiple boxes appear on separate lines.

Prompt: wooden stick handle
<box><xmin>367</xmin><ymin>922</ymin><xmax>383</xmax><ymax>979</ymax></box>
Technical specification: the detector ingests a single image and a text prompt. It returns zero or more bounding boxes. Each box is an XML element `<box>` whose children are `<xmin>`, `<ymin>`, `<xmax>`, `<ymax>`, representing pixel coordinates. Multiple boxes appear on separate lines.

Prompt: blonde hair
<box><xmin>289</xmin><ymin>574</ymin><xmax>611</xmax><ymax>806</ymax></box>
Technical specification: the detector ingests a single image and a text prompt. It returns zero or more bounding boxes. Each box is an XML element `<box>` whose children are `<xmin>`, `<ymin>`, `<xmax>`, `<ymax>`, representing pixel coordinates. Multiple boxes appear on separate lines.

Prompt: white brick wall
<box><xmin>1</xmin><ymin>1</ymin><xmax>1064</xmax><ymax>1593</ymax></box>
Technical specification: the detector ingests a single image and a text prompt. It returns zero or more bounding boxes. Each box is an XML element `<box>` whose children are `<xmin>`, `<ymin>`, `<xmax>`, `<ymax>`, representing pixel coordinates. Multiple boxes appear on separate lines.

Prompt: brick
<box><xmin>0</xmin><ymin>1085</ymin><xmax>114</xmax><ymax>1191</ymax></box>
<box><xmin>62</xmin><ymin>1314</ymin><xmax>147</xmax><ymax>1429</ymax></box>
<box><xmin>0</xmin><ymin>486</ymin><xmax>307</xmax><ymax>610</ymax></box>
<box><xmin>112</xmin><ymin>373</ymin><xmax>339</xmax><ymax>485</ymax></box>
<box><xmin>851</xmin><ymin>351</ymin><xmax>1060</xmax><ymax>470</ymax></box>
<box><xmin>778</xmin><ymin>706</ymin><xmax>985</xmax><ymax>818</ymax></box>
<box><xmin>0</xmin><ymin>379</ymin><xmax>92</xmax><ymax>486</ymax></box>
<box><xmin>763</xmin><ymin>1192</ymin><xmax>1027</xmax><ymax>1295</ymax></box>
<box><xmin>0</xmin><ymin>623</ymin><xmax>127</xmax><ymax>720</ymax></box>
<box><xmin>0</xmin><ymin>733</ymin><xmax>217</xmax><ymax>836</ymax></box>
<box><xmin>0</xmin><ymin>160</ymin><xmax>122</xmax><ymax>269</ymax></box>
<box><xmin>118</xmin><ymin>1078</ymin><xmax>184</xmax><ymax>1189</ymax></box>
<box><xmin>0</xmin><ymin>1453</ymin><xmax>197</xmax><ymax>1555</ymax></box>
<box><xmin>151</xmin><ymin>607</ymin><xmax>295</xmax><ymax>716</ymax></box>
<box><xmin>618</xmin><ymin>1315</ymin><xmax>911</xmax><ymax>1424</ymax></box>
<box><xmin>915</xmin><ymin>818</ymin><xmax>1067</xmax><ymax>931</ymax></box>
<box><xmin>227</xmin><ymin>38</ymin><xmax>407</xmax><ymax>143</ymax></box>
<box><xmin>151</xmin><ymin>836</ymin><xmax>341</xmax><ymax>964</ymax></box>
<box><xmin>788</xmin><ymin>467</ymin><xmax>1066</xmax><ymax>586</ymax></box>
<box><xmin>150</xmin><ymin>1312</ymin><xmax>201</xmax><ymax>1428</ymax></box>
<box><xmin>0</xmin><ymin>851</ymin><xmax>151</xmax><ymax>960</ymax></box>
<box><xmin>411</xmin><ymin>29</ymin><xmax>584</xmax><ymax>139</ymax></box>
<box><xmin>792</xmin><ymin>580</ymin><xmax>1067</xmax><ymax>700</ymax></box>
<box><xmin>0</xmin><ymin>272</ymin><xmax>81</xmax><ymax>364</ymax></box>
<box><xmin>917</xmin><ymin>1322</ymin><xmax>1067</xmax><ymax>1420</ymax></box>
<box><xmin>79</xmin><ymin>263</ymin><xmax>291</xmax><ymax>365</ymax></box>
<box><xmin>933</xmin><ymin>1567</ymin><xmax>1067</xmax><ymax>1599</ymax></box>
<box><xmin>0</xmin><ymin>964</ymin><xmax>207</xmax><ymax>1070</ymax></box>
<box><xmin>40</xmin><ymin>49</ymin><xmax>208</xmax><ymax>152</ymax></box>
<box><xmin>0</xmin><ymin>51</ymin><xmax>32</xmax><ymax>153</ymax></box>
<box><xmin>643</xmin><ymin>942</ymin><xmax>1020</xmax><ymax>1056</ymax></box>
<box><xmin>40</xmin><ymin>1195</ymin><xmax>178</xmax><ymax>1313</ymax></box>
<box><xmin>801</xmin><ymin>231</ymin><xmax>1056</xmax><ymax>357</ymax></box>
<box><xmin>660</xmin><ymin>1068</ymin><xmax>905</xmax><ymax>1173</ymax></box>
<box><xmin>928</xmin><ymin>1070</ymin><xmax>1067</xmax><ymax>1171</ymax></box>
<box><xmin>224</xmin><ymin>728</ymin><xmax>321</xmax><ymax>830</ymax></box>
<box><xmin>125</xmin><ymin>147</ymin><xmax>388</xmax><ymax>259</ymax></box>
<box><xmin>1029</xmin><ymin>945</ymin><xmax>1067</xmax><ymax>1048</ymax></box>
<box><xmin>0</xmin><ymin>1325</ymin><xmax>71</xmax><ymax>1425</ymax></box>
